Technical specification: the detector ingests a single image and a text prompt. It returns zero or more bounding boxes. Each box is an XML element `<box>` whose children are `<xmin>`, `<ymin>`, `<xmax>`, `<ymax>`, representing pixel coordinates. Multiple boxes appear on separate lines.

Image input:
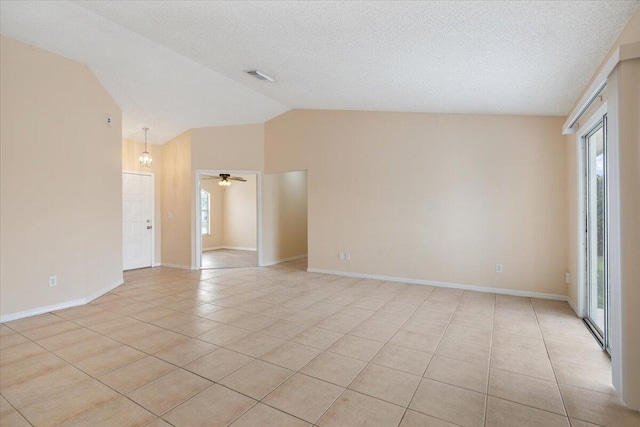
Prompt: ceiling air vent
<box><xmin>246</xmin><ymin>70</ymin><xmax>275</xmax><ymax>82</ymax></box>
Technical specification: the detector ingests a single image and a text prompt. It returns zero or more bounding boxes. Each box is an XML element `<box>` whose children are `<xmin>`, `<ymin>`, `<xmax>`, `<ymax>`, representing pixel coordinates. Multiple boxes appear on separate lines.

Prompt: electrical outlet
<box><xmin>565</xmin><ymin>272</ymin><xmax>571</xmax><ymax>284</ymax></box>
<box><xmin>495</xmin><ymin>264</ymin><xmax>503</xmax><ymax>273</ymax></box>
<box><xmin>48</xmin><ymin>276</ymin><xmax>57</xmax><ymax>287</ymax></box>
<box><xmin>338</xmin><ymin>252</ymin><xmax>344</xmax><ymax>260</ymax></box>
<box><xmin>346</xmin><ymin>252</ymin><xmax>351</xmax><ymax>261</ymax></box>
<box><xmin>106</xmin><ymin>114</ymin><xmax>113</xmax><ymax>128</ymax></box>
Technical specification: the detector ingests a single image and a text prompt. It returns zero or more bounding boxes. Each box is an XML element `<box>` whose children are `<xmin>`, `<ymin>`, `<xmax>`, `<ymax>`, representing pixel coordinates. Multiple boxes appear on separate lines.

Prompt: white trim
<box><xmin>563</xmin><ymin>42</ymin><xmax>640</xmax><ymax>134</ymax></box>
<box><xmin>195</xmin><ymin>170</ymin><xmax>262</xmax><ymax>270</ymax></box>
<box><xmin>606</xmin><ymin>65</ymin><xmax>623</xmax><ymax>394</ymax></box>
<box><xmin>575</xmin><ymin>102</ymin><xmax>608</xmax><ymax>319</ymax></box>
<box><xmin>567</xmin><ymin>297</ymin><xmax>579</xmax><ymax>316</ymax></box>
<box><xmin>307</xmin><ymin>268</ymin><xmax>568</xmax><ymax>301</ymax></box>
<box><xmin>123</xmin><ymin>170</ymin><xmax>155</xmax><ymax>270</ymax></box>
<box><xmin>203</xmin><ymin>246</ymin><xmax>257</xmax><ymax>252</ymax></box>
<box><xmin>160</xmin><ymin>263</ymin><xmax>195</xmax><ymax>270</ymax></box>
<box><xmin>152</xmin><ymin>262</ymin><xmax>162</xmax><ymax>267</ymax></box>
<box><xmin>262</xmin><ymin>254</ymin><xmax>308</xmax><ymax>267</ymax></box>
<box><xmin>0</xmin><ymin>279</ymin><xmax>124</xmax><ymax>323</ymax></box>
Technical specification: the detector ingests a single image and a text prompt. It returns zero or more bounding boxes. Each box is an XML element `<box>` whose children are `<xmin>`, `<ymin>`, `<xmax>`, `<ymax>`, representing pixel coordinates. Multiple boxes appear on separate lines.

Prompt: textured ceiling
<box><xmin>1</xmin><ymin>1</ymin><xmax>638</xmax><ymax>144</ymax></box>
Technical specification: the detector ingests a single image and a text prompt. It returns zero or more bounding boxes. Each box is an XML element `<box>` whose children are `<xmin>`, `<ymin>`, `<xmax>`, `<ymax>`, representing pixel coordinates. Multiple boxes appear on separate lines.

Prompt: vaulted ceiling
<box><xmin>1</xmin><ymin>1</ymin><xmax>637</xmax><ymax>143</ymax></box>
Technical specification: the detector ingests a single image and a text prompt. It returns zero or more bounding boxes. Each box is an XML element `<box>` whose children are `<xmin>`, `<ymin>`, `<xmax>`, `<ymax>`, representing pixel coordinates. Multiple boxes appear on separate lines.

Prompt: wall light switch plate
<box><xmin>49</xmin><ymin>276</ymin><xmax>57</xmax><ymax>287</ymax></box>
<box><xmin>495</xmin><ymin>264</ymin><xmax>503</xmax><ymax>273</ymax></box>
<box><xmin>565</xmin><ymin>272</ymin><xmax>571</xmax><ymax>284</ymax></box>
<box><xmin>338</xmin><ymin>252</ymin><xmax>344</xmax><ymax>260</ymax></box>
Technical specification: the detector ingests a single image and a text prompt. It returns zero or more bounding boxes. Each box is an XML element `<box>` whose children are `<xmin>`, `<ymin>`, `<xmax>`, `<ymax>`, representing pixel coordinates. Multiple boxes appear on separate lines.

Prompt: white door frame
<box><xmin>122</xmin><ymin>170</ymin><xmax>155</xmax><ymax>270</ymax></box>
<box><xmin>575</xmin><ymin>101</ymin><xmax>607</xmax><ymax>319</ymax></box>
<box><xmin>194</xmin><ymin>169</ymin><xmax>262</xmax><ymax>269</ymax></box>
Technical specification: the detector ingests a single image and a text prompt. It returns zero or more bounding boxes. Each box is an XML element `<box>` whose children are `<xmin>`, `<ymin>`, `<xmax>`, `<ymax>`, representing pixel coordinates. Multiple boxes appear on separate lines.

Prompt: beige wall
<box><xmin>122</xmin><ymin>139</ymin><xmax>162</xmax><ymax>265</ymax></box>
<box><xmin>160</xmin><ymin>131</ymin><xmax>192</xmax><ymax>268</ymax></box>
<box><xmin>222</xmin><ymin>175</ymin><xmax>257</xmax><ymax>250</ymax></box>
<box><xmin>0</xmin><ymin>36</ymin><xmax>122</xmax><ymax>319</ymax></box>
<box><xmin>263</xmin><ymin>171</ymin><xmax>308</xmax><ymax>264</ymax></box>
<box><xmin>201</xmin><ymin>178</ymin><xmax>224</xmax><ymax>250</ymax></box>
<box><xmin>266</xmin><ymin>110</ymin><xmax>568</xmax><ymax>295</ymax></box>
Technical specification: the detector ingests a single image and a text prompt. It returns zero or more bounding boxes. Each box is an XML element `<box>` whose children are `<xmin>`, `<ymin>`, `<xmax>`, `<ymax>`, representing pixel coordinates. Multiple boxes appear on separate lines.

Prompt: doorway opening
<box><xmin>195</xmin><ymin>170</ymin><xmax>260</xmax><ymax>269</ymax></box>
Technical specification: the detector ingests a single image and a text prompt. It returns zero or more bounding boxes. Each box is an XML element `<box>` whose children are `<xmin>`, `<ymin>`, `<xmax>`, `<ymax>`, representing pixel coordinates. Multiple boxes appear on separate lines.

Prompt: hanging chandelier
<box><xmin>139</xmin><ymin>127</ymin><xmax>153</xmax><ymax>168</ymax></box>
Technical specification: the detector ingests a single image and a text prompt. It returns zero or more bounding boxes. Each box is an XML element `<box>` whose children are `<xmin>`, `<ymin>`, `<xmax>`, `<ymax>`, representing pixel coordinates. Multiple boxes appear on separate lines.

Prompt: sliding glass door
<box><xmin>584</xmin><ymin>117</ymin><xmax>608</xmax><ymax>349</ymax></box>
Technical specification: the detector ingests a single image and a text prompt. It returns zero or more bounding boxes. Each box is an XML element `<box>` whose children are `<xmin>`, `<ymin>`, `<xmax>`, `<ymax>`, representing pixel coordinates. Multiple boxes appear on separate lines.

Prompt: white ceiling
<box><xmin>1</xmin><ymin>1</ymin><xmax>638</xmax><ymax>144</ymax></box>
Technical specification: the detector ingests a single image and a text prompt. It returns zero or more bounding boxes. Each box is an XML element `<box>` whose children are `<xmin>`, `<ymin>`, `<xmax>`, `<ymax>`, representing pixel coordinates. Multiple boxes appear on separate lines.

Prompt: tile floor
<box><xmin>201</xmin><ymin>249</ymin><xmax>258</xmax><ymax>269</ymax></box>
<box><xmin>1</xmin><ymin>259</ymin><xmax>639</xmax><ymax>426</ymax></box>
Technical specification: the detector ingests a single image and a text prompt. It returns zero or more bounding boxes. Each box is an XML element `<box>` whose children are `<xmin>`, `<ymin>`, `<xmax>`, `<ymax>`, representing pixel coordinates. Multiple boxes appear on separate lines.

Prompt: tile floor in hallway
<box><xmin>1</xmin><ymin>259</ymin><xmax>639</xmax><ymax>427</ymax></box>
<box><xmin>201</xmin><ymin>249</ymin><xmax>258</xmax><ymax>269</ymax></box>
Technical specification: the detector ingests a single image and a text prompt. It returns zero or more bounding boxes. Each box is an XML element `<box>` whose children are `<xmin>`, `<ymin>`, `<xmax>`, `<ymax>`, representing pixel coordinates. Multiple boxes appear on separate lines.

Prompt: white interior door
<box><xmin>123</xmin><ymin>172</ymin><xmax>153</xmax><ymax>270</ymax></box>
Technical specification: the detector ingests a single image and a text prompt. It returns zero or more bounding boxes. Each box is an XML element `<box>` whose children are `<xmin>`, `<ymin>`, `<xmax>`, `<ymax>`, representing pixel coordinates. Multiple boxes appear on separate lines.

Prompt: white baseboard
<box><xmin>0</xmin><ymin>278</ymin><xmax>124</xmax><ymax>323</ymax></box>
<box><xmin>566</xmin><ymin>297</ymin><xmax>580</xmax><ymax>316</ymax></box>
<box><xmin>160</xmin><ymin>263</ymin><xmax>194</xmax><ymax>270</ymax></box>
<box><xmin>152</xmin><ymin>262</ymin><xmax>162</xmax><ymax>267</ymax></box>
<box><xmin>203</xmin><ymin>246</ymin><xmax>257</xmax><ymax>252</ymax></box>
<box><xmin>261</xmin><ymin>254</ymin><xmax>308</xmax><ymax>267</ymax></box>
<box><xmin>306</xmin><ymin>267</ymin><xmax>568</xmax><ymax>301</ymax></box>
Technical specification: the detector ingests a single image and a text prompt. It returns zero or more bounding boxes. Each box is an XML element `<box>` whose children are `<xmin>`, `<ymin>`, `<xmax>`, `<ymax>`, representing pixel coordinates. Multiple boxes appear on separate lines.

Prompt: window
<box><xmin>201</xmin><ymin>189</ymin><xmax>210</xmax><ymax>235</ymax></box>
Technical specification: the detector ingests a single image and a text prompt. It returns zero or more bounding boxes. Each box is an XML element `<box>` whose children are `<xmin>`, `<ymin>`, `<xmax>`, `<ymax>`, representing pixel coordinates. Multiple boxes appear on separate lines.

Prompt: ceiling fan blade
<box><xmin>202</xmin><ymin>176</ymin><xmax>221</xmax><ymax>180</ymax></box>
<box><xmin>228</xmin><ymin>177</ymin><xmax>247</xmax><ymax>182</ymax></box>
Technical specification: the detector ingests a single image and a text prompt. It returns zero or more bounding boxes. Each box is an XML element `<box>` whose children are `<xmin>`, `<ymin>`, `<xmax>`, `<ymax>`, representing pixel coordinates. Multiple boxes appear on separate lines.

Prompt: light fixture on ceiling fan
<box><xmin>202</xmin><ymin>173</ymin><xmax>247</xmax><ymax>187</ymax></box>
<box><xmin>139</xmin><ymin>127</ymin><xmax>153</xmax><ymax>168</ymax></box>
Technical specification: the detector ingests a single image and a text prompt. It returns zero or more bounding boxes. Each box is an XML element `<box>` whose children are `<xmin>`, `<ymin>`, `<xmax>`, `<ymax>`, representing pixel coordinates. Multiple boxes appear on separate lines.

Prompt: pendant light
<box><xmin>139</xmin><ymin>127</ymin><xmax>153</xmax><ymax>168</ymax></box>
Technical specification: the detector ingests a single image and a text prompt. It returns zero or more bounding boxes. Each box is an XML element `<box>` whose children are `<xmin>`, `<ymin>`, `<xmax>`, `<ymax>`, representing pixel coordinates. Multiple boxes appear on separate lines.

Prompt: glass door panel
<box><xmin>585</xmin><ymin>118</ymin><xmax>607</xmax><ymax>347</ymax></box>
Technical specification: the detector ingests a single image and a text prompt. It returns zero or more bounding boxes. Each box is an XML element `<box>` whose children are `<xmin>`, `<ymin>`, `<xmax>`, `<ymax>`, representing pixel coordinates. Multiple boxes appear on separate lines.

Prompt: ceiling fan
<box><xmin>202</xmin><ymin>173</ymin><xmax>247</xmax><ymax>187</ymax></box>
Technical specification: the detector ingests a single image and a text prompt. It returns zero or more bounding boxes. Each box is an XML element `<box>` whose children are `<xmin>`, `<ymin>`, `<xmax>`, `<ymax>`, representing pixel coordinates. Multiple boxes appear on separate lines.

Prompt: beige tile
<box><xmin>0</xmin><ymin>342</ymin><xmax>47</xmax><ymax>367</ymax></box>
<box><xmin>400</xmin><ymin>410</ymin><xmax>459</xmax><ymax>427</ymax></box>
<box><xmin>99</xmin><ymin>356</ymin><xmax>176</xmax><ymax>394</ymax></box>
<box><xmin>349</xmin><ymin>363</ymin><xmax>421</xmax><ymax>406</ymax></box>
<box><xmin>54</xmin><ymin>334</ymin><xmax>121</xmax><ymax>363</ymax></box>
<box><xmin>106</xmin><ymin>322</ymin><xmax>165</xmax><ymax>344</ymax></box>
<box><xmin>263</xmin><ymin>373</ymin><xmax>344</xmax><ymax>423</ymax></box>
<box><xmin>490</xmin><ymin>345</ymin><xmax>556</xmax><ymax>381</ymax></box>
<box><xmin>143</xmin><ymin>418</ymin><xmax>172</xmax><ymax>427</ymax></box>
<box><xmin>184</xmin><ymin>348</ymin><xmax>253</xmax><ymax>381</ymax></box>
<box><xmin>6</xmin><ymin>313</ymin><xmax>64</xmax><ymax>333</ymax></box>
<box><xmin>59</xmin><ymin>396</ymin><xmax>155</xmax><ymax>427</ymax></box>
<box><xmin>300</xmin><ymin>351</ymin><xmax>367</xmax><ymax>387</ymax></box>
<box><xmin>21</xmin><ymin>321</ymin><xmax>81</xmax><ymax>341</ymax></box>
<box><xmin>219</xmin><ymin>360</ymin><xmax>293</xmax><ymax>399</ymax></box>
<box><xmin>230</xmin><ymin>402</ymin><xmax>311</xmax><ymax>427</ymax></box>
<box><xmin>389</xmin><ymin>329</ymin><xmax>442</xmax><ymax>354</ymax></box>
<box><xmin>560</xmin><ymin>384</ymin><xmax>640</xmax><ymax>427</ymax></box>
<box><xmin>569</xmin><ymin>419</ymin><xmax>601</xmax><ymax>427</ymax></box>
<box><xmin>409</xmin><ymin>378</ymin><xmax>486</xmax><ymax>427</ymax></box>
<box><xmin>318</xmin><ymin>389</ymin><xmax>405</xmax><ymax>427</ymax></box>
<box><xmin>0</xmin><ymin>352</ymin><xmax>67</xmax><ymax>389</ymax></box>
<box><xmin>226</xmin><ymin>332</ymin><xmax>285</xmax><ymax>358</ymax></box>
<box><xmin>127</xmin><ymin>369</ymin><xmax>212</xmax><ymax>416</ymax></box>
<box><xmin>348</xmin><ymin>320</ymin><xmax>399</xmax><ymax>342</ymax></box>
<box><xmin>0</xmin><ymin>325</ymin><xmax>16</xmax><ymax>336</ymax></box>
<box><xmin>153</xmin><ymin>338</ymin><xmax>218</xmax><ymax>366</ymax></box>
<box><xmin>75</xmin><ymin>345</ymin><xmax>146</xmax><ymax>376</ymax></box>
<box><xmin>434</xmin><ymin>325</ymin><xmax>491</xmax><ymax>365</ymax></box>
<box><xmin>72</xmin><ymin>309</ymin><xmax>123</xmax><ymax>327</ymax></box>
<box><xmin>129</xmin><ymin>330</ymin><xmax>190</xmax><ymax>354</ymax></box>
<box><xmin>197</xmin><ymin>324</ymin><xmax>251</xmax><ymax>346</ymax></box>
<box><xmin>293</xmin><ymin>327</ymin><xmax>344</xmax><ymax>349</ymax></box>
<box><xmin>88</xmin><ymin>316</ymin><xmax>142</xmax><ymax>335</ymax></box>
<box><xmin>20</xmin><ymin>379</ymin><xmax>119</xmax><ymax>427</ymax></box>
<box><xmin>163</xmin><ymin>384</ymin><xmax>255</xmax><ymax>427</ymax></box>
<box><xmin>545</xmin><ymin>340</ymin><xmax>611</xmax><ymax>370</ymax></box>
<box><xmin>2</xmin><ymin>364</ymin><xmax>90</xmax><ymax>409</ymax></box>
<box><xmin>260</xmin><ymin>319</ymin><xmax>308</xmax><ymax>339</ymax></box>
<box><xmin>493</xmin><ymin>319</ymin><xmax>543</xmax><ymax>339</ymax></box>
<box><xmin>35</xmin><ymin>327</ymin><xmax>100</xmax><ymax>351</ymax></box>
<box><xmin>424</xmin><ymin>355</ymin><xmax>488</xmax><ymax>393</ymax></box>
<box><xmin>553</xmin><ymin>361</ymin><xmax>616</xmax><ymax>395</ymax></box>
<box><xmin>327</xmin><ymin>335</ymin><xmax>384</xmax><ymax>361</ymax></box>
<box><xmin>0</xmin><ymin>395</ymin><xmax>13</xmax><ymax>416</ymax></box>
<box><xmin>485</xmin><ymin>396</ymin><xmax>570</xmax><ymax>427</ymax></box>
<box><xmin>168</xmin><ymin>318</ymin><xmax>223</xmax><ymax>337</ymax></box>
<box><xmin>260</xmin><ymin>341</ymin><xmax>321</xmax><ymax>370</ymax></box>
<box><xmin>489</xmin><ymin>368</ymin><xmax>565</xmax><ymax>415</ymax></box>
<box><xmin>372</xmin><ymin>344</ymin><xmax>432</xmax><ymax>376</ymax></box>
<box><xmin>0</xmin><ymin>408</ymin><xmax>31</xmax><ymax>427</ymax></box>
<box><xmin>0</xmin><ymin>333</ymin><xmax>30</xmax><ymax>351</ymax></box>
